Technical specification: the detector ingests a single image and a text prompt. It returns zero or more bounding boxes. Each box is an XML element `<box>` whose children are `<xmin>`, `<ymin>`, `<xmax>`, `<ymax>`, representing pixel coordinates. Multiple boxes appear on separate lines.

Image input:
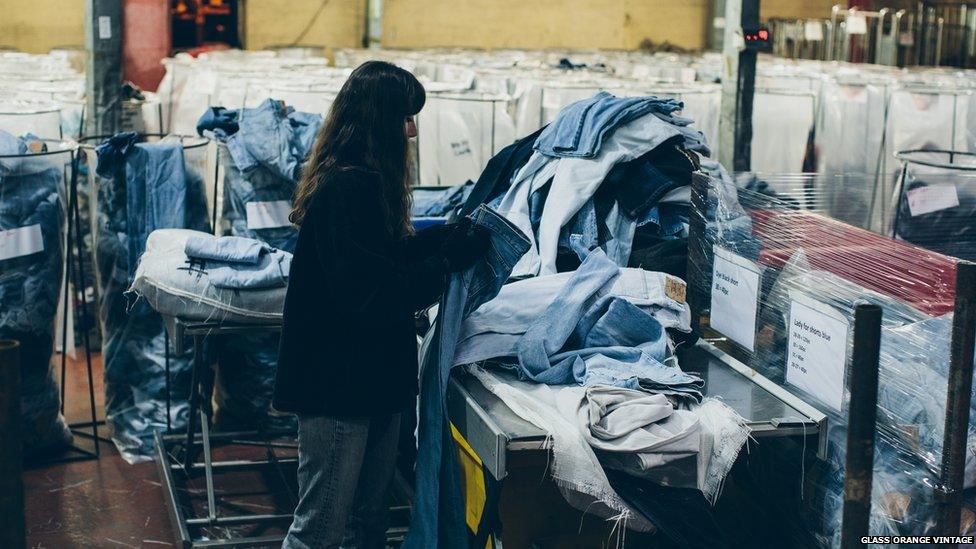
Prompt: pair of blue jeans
<box><xmin>405</xmin><ymin>205</ymin><xmax>530</xmax><ymax>548</ymax></box>
<box><xmin>283</xmin><ymin>414</ymin><xmax>401</xmax><ymax>549</ymax></box>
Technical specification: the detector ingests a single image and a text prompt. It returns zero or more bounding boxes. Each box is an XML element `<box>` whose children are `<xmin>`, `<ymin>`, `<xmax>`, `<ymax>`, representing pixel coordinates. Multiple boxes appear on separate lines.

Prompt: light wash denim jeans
<box><xmin>405</xmin><ymin>205</ymin><xmax>530</xmax><ymax>549</ymax></box>
<box><xmin>283</xmin><ymin>414</ymin><xmax>401</xmax><ymax>549</ymax></box>
<box><xmin>511</xmin><ymin>246</ymin><xmax>703</xmax><ymax>401</ymax></box>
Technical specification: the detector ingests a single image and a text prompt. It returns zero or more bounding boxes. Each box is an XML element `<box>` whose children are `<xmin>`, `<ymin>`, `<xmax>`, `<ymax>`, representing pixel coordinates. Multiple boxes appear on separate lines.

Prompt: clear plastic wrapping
<box><xmin>0</xmin><ymin>135</ymin><xmax>74</xmax><ymax>455</ymax></box>
<box><xmin>892</xmin><ymin>150</ymin><xmax>976</xmax><ymax>262</ymax></box>
<box><xmin>690</xmin><ymin>177</ymin><xmax>968</xmax><ymax>546</ymax></box>
<box><xmin>89</xmin><ymin>135</ymin><xmax>212</xmax><ymax>463</ymax></box>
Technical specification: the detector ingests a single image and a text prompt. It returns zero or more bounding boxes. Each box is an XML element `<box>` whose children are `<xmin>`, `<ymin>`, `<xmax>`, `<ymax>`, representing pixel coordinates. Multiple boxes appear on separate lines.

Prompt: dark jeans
<box><xmin>283</xmin><ymin>413</ymin><xmax>401</xmax><ymax>549</ymax></box>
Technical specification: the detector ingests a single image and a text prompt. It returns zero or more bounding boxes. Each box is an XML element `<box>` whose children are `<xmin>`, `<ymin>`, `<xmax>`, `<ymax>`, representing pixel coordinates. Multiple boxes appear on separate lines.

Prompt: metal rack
<box><xmin>155</xmin><ymin>317</ymin><xmax>297</xmax><ymax>549</ymax></box>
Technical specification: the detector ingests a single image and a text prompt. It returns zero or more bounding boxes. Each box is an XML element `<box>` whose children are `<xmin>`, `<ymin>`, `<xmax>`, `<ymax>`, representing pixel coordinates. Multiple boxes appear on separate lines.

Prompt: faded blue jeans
<box><xmin>283</xmin><ymin>414</ymin><xmax>401</xmax><ymax>549</ymax></box>
<box><xmin>405</xmin><ymin>205</ymin><xmax>530</xmax><ymax>548</ymax></box>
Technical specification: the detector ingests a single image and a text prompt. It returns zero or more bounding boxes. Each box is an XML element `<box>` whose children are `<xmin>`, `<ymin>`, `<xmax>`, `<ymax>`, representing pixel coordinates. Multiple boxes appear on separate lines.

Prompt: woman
<box><xmin>274</xmin><ymin>61</ymin><xmax>490</xmax><ymax>548</ymax></box>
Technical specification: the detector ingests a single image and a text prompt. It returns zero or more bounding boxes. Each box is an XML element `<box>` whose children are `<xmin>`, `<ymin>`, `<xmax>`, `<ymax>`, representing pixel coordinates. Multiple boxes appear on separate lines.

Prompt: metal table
<box><xmin>447</xmin><ymin>340</ymin><xmax>828</xmax><ymax>482</ymax></box>
<box><xmin>155</xmin><ymin>317</ymin><xmax>296</xmax><ymax>549</ymax></box>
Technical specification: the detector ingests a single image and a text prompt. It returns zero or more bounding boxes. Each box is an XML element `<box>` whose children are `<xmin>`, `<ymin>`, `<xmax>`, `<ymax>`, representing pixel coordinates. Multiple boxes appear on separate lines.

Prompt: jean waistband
<box><xmin>469</xmin><ymin>204</ymin><xmax>530</xmax><ymax>252</ymax></box>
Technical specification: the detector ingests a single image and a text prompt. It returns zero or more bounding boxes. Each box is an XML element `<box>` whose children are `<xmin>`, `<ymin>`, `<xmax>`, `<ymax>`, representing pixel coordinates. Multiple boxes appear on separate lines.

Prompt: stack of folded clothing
<box><xmin>184</xmin><ymin>234</ymin><xmax>291</xmax><ymax>290</ymax></box>
<box><xmin>129</xmin><ymin>229</ymin><xmax>292</xmax><ymax>324</ymax></box>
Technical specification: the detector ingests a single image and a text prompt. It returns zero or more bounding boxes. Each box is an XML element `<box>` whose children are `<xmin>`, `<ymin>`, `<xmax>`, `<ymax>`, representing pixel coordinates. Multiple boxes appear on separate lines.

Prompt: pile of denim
<box><xmin>94</xmin><ymin>133</ymin><xmax>211</xmax><ymax>462</ymax></box>
<box><xmin>406</xmin><ymin>95</ymin><xmax>745</xmax><ymax>545</ymax></box>
<box><xmin>455</xmin><ymin>244</ymin><xmax>699</xmax><ymax>401</ymax></box>
<box><xmin>129</xmin><ymin>229</ymin><xmax>291</xmax><ymax>325</ymax></box>
<box><xmin>487</xmin><ymin>92</ymin><xmax>708</xmax><ymax>278</ymax></box>
<box><xmin>458</xmin><ymin>93</ymin><xmax>715</xmax><ymax>281</ymax></box>
<box><xmin>196</xmin><ymin>99</ymin><xmax>321</xmax><ymax>430</ymax></box>
<box><xmin>0</xmin><ymin>130</ymin><xmax>73</xmax><ymax>455</ymax></box>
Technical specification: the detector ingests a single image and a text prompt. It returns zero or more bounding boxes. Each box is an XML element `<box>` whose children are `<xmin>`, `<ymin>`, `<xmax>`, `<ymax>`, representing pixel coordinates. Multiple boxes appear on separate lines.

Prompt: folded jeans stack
<box><xmin>184</xmin><ymin>234</ymin><xmax>292</xmax><ymax>290</ymax></box>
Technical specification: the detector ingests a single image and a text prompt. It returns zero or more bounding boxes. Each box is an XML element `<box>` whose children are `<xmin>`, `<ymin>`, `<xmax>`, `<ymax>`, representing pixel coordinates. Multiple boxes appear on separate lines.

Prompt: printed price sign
<box><xmin>785</xmin><ymin>292</ymin><xmax>850</xmax><ymax>412</ymax></box>
<box><xmin>710</xmin><ymin>246</ymin><xmax>762</xmax><ymax>351</ymax></box>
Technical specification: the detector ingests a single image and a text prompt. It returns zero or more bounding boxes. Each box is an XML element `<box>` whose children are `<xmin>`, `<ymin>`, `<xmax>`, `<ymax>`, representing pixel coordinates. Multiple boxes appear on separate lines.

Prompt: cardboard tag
<box><xmin>665</xmin><ymin>276</ymin><xmax>687</xmax><ymax>304</ymax></box>
<box><xmin>0</xmin><ymin>224</ymin><xmax>44</xmax><ymax>261</ymax></box>
<box><xmin>846</xmin><ymin>14</ymin><xmax>868</xmax><ymax>35</ymax></box>
<box><xmin>710</xmin><ymin>247</ymin><xmax>762</xmax><ymax>351</ymax></box>
<box><xmin>785</xmin><ymin>292</ymin><xmax>849</xmax><ymax>412</ymax></box>
<box><xmin>805</xmin><ymin>21</ymin><xmax>824</xmax><ymax>41</ymax></box>
<box><xmin>907</xmin><ymin>184</ymin><xmax>959</xmax><ymax>217</ymax></box>
<box><xmin>245</xmin><ymin>200</ymin><xmax>292</xmax><ymax>230</ymax></box>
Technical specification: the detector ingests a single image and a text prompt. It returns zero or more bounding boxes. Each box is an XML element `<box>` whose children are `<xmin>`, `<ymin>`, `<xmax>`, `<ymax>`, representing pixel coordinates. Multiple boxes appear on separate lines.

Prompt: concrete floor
<box><xmin>24</xmin><ymin>352</ymin><xmax>300</xmax><ymax>548</ymax></box>
<box><xmin>24</xmin><ymin>353</ymin><xmax>176</xmax><ymax>548</ymax></box>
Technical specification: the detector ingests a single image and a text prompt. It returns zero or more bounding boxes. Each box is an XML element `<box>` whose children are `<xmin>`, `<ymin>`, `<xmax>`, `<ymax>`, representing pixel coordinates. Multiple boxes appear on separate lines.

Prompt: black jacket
<box><xmin>273</xmin><ymin>167</ymin><xmax>449</xmax><ymax>416</ymax></box>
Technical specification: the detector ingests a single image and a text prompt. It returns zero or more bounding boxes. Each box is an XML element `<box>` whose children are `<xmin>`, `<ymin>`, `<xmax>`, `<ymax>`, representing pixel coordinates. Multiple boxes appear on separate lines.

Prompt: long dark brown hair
<box><xmin>290</xmin><ymin>60</ymin><xmax>425</xmax><ymax>236</ymax></box>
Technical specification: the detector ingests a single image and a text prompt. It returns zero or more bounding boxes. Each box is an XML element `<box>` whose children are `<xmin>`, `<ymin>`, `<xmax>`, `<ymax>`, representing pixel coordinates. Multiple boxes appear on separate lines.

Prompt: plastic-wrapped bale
<box><xmin>201</xmin><ymin>99</ymin><xmax>322</xmax><ymax>430</ymax></box>
<box><xmin>893</xmin><ymin>150</ymin><xmax>976</xmax><ymax>262</ymax></box>
<box><xmin>692</xmin><ymin>184</ymin><xmax>968</xmax><ymax>546</ymax></box>
<box><xmin>0</xmin><ymin>131</ymin><xmax>73</xmax><ymax>455</ymax></box>
<box><xmin>92</xmin><ymin>133</ymin><xmax>211</xmax><ymax>463</ymax></box>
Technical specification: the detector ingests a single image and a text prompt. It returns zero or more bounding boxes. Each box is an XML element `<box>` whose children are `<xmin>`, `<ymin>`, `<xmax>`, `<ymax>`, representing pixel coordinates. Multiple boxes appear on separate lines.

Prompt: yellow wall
<box><xmin>0</xmin><ymin>0</ymin><xmax>845</xmax><ymax>54</ymax></box>
<box><xmin>381</xmin><ymin>0</ymin><xmax>712</xmax><ymax>51</ymax></box>
<box><xmin>244</xmin><ymin>0</ymin><xmax>365</xmax><ymax>50</ymax></box>
<box><xmin>762</xmin><ymin>0</ymin><xmax>839</xmax><ymax>21</ymax></box>
<box><xmin>0</xmin><ymin>1</ymin><xmax>85</xmax><ymax>53</ymax></box>
<box><xmin>381</xmin><ymin>0</ymin><xmax>838</xmax><ymax>51</ymax></box>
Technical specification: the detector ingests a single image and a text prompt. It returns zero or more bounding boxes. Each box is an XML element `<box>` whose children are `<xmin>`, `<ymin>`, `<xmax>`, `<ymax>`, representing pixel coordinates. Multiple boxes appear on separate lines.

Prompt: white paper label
<box><xmin>246</xmin><ymin>200</ymin><xmax>292</xmax><ymax>230</ymax></box>
<box><xmin>0</xmin><ymin>224</ymin><xmax>44</xmax><ymax>261</ymax></box>
<box><xmin>805</xmin><ymin>21</ymin><xmax>824</xmax><ymax>41</ymax></box>
<box><xmin>710</xmin><ymin>247</ymin><xmax>762</xmax><ymax>351</ymax></box>
<box><xmin>98</xmin><ymin>16</ymin><xmax>112</xmax><ymax>40</ymax></box>
<box><xmin>907</xmin><ymin>184</ymin><xmax>959</xmax><ymax>216</ymax></box>
<box><xmin>713</xmin><ymin>17</ymin><xmax>726</xmax><ymax>29</ymax></box>
<box><xmin>846</xmin><ymin>14</ymin><xmax>868</xmax><ymax>35</ymax></box>
<box><xmin>786</xmin><ymin>293</ymin><xmax>850</xmax><ymax>412</ymax></box>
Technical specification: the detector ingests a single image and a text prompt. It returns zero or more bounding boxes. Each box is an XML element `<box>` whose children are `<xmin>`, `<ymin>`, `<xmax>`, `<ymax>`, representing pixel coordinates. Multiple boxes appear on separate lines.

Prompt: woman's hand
<box><xmin>441</xmin><ymin>218</ymin><xmax>491</xmax><ymax>273</ymax></box>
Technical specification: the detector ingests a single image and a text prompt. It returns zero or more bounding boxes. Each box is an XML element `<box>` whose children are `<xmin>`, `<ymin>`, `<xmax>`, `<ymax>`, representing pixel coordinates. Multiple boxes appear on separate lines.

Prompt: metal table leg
<box><xmin>183</xmin><ymin>334</ymin><xmax>204</xmax><ymax>471</ymax></box>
